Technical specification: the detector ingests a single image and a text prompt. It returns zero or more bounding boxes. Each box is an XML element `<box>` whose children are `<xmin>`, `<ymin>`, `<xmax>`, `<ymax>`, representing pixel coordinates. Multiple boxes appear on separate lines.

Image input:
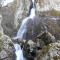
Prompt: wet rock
<box><xmin>37</xmin><ymin>31</ymin><xmax>56</xmax><ymax>45</ymax></box>
<box><xmin>14</xmin><ymin>0</ymin><xmax>30</xmax><ymax>28</ymax></box>
<box><xmin>23</xmin><ymin>40</ymin><xmax>36</xmax><ymax>60</ymax></box>
<box><xmin>21</xmin><ymin>31</ymin><xmax>56</xmax><ymax>59</ymax></box>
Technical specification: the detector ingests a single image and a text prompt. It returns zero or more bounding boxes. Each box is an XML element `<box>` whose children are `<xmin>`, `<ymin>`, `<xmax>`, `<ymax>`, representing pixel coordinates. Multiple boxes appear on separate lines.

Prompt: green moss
<box><xmin>53</xmin><ymin>56</ymin><xmax>60</xmax><ymax>60</ymax></box>
<box><xmin>0</xmin><ymin>32</ymin><xmax>2</xmax><ymax>37</ymax></box>
<box><xmin>42</xmin><ymin>45</ymin><xmax>51</xmax><ymax>55</ymax></box>
<box><xmin>50</xmin><ymin>9</ymin><xmax>60</xmax><ymax>16</ymax></box>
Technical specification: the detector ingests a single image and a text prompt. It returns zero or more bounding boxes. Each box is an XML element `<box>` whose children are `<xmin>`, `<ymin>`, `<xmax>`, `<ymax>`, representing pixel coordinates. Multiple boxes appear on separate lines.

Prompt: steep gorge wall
<box><xmin>0</xmin><ymin>0</ymin><xmax>60</xmax><ymax>39</ymax></box>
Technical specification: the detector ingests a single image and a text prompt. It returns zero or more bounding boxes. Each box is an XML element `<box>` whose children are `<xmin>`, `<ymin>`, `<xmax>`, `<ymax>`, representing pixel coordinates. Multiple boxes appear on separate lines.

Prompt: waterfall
<box><xmin>13</xmin><ymin>8</ymin><xmax>35</xmax><ymax>40</ymax></box>
<box><xmin>14</xmin><ymin>44</ymin><xmax>25</xmax><ymax>60</ymax></box>
<box><xmin>13</xmin><ymin>0</ymin><xmax>36</xmax><ymax>60</ymax></box>
<box><xmin>13</xmin><ymin>8</ymin><xmax>35</xmax><ymax>60</ymax></box>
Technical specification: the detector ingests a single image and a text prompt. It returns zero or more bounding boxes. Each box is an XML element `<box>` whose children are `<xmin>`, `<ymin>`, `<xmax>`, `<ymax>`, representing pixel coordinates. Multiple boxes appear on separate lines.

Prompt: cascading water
<box><xmin>14</xmin><ymin>44</ymin><xmax>25</xmax><ymax>60</ymax></box>
<box><xmin>13</xmin><ymin>0</ymin><xmax>35</xmax><ymax>40</ymax></box>
<box><xmin>13</xmin><ymin>0</ymin><xmax>36</xmax><ymax>60</ymax></box>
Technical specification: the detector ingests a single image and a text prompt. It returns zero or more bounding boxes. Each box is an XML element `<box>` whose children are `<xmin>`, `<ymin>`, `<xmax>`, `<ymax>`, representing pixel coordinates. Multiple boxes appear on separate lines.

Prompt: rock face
<box><xmin>36</xmin><ymin>31</ymin><xmax>55</xmax><ymax>48</ymax></box>
<box><xmin>0</xmin><ymin>34</ymin><xmax>14</xmax><ymax>60</ymax></box>
<box><xmin>1</xmin><ymin>0</ymin><xmax>20</xmax><ymax>37</ymax></box>
<box><xmin>0</xmin><ymin>14</ymin><xmax>14</xmax><ymax>60</ymax></box>
<box><xmin>0</xmin><ymin>0</ymin><xmax>30</xmax><ymax>37</ymax></box>
<box><xmin>36</xmin><ymin>41</ymin><xmax>60</xmax><ymax>60</ymax></box>
<box><xmin>0</xmin><ymin>0</ymin><xmax>60</xmax><ymax>39</ymax></box>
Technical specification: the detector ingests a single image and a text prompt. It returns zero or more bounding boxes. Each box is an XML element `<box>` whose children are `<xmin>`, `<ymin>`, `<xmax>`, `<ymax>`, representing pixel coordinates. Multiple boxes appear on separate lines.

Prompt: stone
<box><xmin>36</xmin><ymin>41</ymin><xmax>60</xmax><ymax>60</ymax></box>
<box><xmin>0</xmin><ymin>34</ymin><xmax>14</xmax><ymax>60</ymax></box>
<box><xmin>33</xmin><ymin>31</ymin><xmax>56</xmax><ymax>50</ymax></box>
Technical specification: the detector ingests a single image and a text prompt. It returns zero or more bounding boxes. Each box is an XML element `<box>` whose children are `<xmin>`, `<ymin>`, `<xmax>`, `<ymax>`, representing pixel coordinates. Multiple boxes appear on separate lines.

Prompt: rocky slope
<box><xmin>0</xmin><ymin>0</ymin><xmax>60</xmax><ymax>60</ymax></box>
<box><xmin>0</xmin><ymin>34</ymin><xmax>14</xmax><ymax>60</ymax></box>
<box><xmin>36</xmin><ymin>41</ymin><xmax>60</xmax><ymax>60</ymax></box>
<box><xmin>0</xmin><ymin>15</ymin><xmax>14</xmax><ymax>60</ymax></box>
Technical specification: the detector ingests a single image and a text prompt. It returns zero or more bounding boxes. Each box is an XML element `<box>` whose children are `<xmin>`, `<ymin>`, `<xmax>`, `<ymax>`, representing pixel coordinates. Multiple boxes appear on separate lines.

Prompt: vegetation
<box><xmin>42</xmin><ymin>45</ymin><xmax>51</xmax><ymax>55</ymax></box>
<box><xmin>49</xmin><ymin>9</ymin><xmax>60</xmax><ymax>16</ymax></box>
<box><xmin>53</xmin><ymin>56</ymin><xmax>60</xmax><ymax>60</ymax></box>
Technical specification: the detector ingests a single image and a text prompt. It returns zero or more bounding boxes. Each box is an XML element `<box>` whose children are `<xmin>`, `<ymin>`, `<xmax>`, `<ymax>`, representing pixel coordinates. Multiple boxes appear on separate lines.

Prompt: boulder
<box><xmin>37</xmin><ymin>31</ymin><xmax>55</xmax><ymax>45</ymax></box>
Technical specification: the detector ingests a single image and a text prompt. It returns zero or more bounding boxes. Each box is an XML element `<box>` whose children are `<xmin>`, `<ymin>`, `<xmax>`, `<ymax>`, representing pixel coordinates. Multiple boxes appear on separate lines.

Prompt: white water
<box><xmin>13</xmin><ymin>8</ymin><xmax>35</xmax><ymax>40</ymax></box>
<box><xmin>1</xmin><ymin>0</ymin><xmax>14</xmax><ymax>7</ymax></box>
<box><xmin>14</xmin><ymin>44</ymin><xmax>25</xmax><ymax>60</ymax></box>
<box><xmin>13</xmin><ymin>6</ymin><xmax>35</xmax><ymax>60</ymax></box>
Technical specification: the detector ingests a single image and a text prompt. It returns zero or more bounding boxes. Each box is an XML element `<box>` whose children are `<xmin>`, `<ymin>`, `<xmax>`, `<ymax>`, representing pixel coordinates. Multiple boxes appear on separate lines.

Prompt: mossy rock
<box><xmin>53</xmin><ymin>56</ymin><xmax>60</xmax><ymax>60</ymax></box>
<box><xmin>42</xmin><ymin>44</ymin><xmax>51</xmax><ymax>55</ymax></box>
<box><xmin>50</xmin><ymin>9</ymin><xmax>60</xmax><ymax>16</ymax></box>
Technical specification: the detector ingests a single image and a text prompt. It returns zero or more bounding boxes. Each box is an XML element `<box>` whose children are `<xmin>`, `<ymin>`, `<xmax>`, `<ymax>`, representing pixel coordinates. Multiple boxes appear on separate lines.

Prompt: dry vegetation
<box><xmin>49</xmin><ymin>9</ymin><xmax>60</xmax><ymax>16</ymax></box>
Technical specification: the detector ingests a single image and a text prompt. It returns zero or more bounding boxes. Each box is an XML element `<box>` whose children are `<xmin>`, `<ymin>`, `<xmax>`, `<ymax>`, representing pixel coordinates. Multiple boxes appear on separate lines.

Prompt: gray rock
<box><xmin>0</xmin><ymin>34</ymin><xmax>14</xmax><ymax>60</ymax></box>
<box><xmin>1</xmin><ymin>0</ymin><xmax>20</xmax><ymax>37</ymax></box>
<box><xmin>14</xmin><ymin>0</ymin><xmax>30</xmax><ymax>28</ymax></box>
<box><xmin>0</xmin><ymin>0</ymin><xmax>30</xmax><ymax>37</ymax></box>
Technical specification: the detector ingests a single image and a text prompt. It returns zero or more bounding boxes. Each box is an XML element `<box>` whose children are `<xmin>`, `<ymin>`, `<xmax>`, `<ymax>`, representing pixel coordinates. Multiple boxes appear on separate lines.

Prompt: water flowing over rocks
<box><xmin>0</xmin><ymin>0</ymin><xmax>60</xmax><ymax>60</ymax></box>
<box><xmin>0</xmin><ymin>0</ymin><xmax>60</xmax><ymax>38</ymax></box>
